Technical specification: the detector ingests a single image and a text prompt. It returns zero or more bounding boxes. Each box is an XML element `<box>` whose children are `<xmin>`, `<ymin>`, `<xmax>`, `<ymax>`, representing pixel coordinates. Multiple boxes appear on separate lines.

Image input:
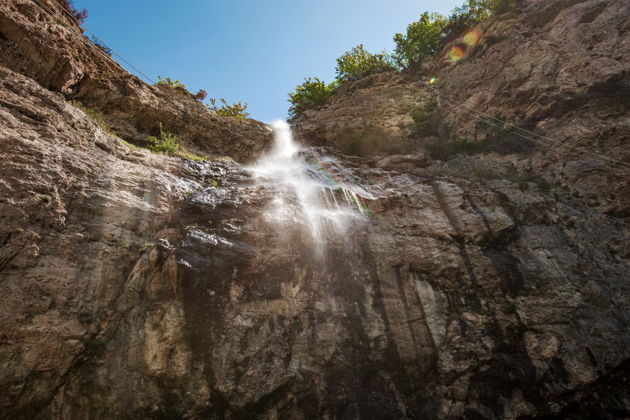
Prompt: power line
<box><xmin>29</xmin><ymin>0</ymin><xmax>155</xmax><ymax>84</ymax></box>
<box><xmin>423</xmin><ymin>81</ymin><xmax>630</xmax><ymax>170</ymax></box>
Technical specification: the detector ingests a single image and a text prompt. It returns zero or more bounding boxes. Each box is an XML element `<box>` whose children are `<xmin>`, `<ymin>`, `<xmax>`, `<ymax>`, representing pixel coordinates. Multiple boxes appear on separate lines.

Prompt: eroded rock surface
<box><xmin>1</xmin><ymin>0</ymin><xmax>629</xmax><ymax>419</ymax></box>
<box><xmin>0</xmin><ymin>0</ymin><xmax>272</xmax><ymax>161</ymax></box>
<box><xmin>293</xmin><ymin>0</ymin><xmax>630</xmax><ymax>215</ymax></box>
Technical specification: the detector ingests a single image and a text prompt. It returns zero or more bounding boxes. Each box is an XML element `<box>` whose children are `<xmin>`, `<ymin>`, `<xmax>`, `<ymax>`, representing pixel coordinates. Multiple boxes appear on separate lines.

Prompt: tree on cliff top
<box><xmin>392</xmin><ymin>12</ymin><xmax>448</xmax><ymax>68</ymax></box>
<box><xmin>393</xmin><ymin>0</ymin><xmax>517</xmax><ymax>67</ymax></box>
<box><xmin>287</xmin><ymin>0</ymin><xmax>517</xmax><ymax>117</ymax></box>
<box><xmin>335</xmin><ymin>45</ymin><xmax>396</xmax><ymax>82</ymax></box>
<box><xmin>288</xmin><ymin>77</ymin><xmax>337</xmax><ymax>119</ymax></box>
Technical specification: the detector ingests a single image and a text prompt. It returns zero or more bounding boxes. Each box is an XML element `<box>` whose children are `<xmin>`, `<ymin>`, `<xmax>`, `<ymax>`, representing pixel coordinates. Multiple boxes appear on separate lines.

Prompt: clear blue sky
<box><xmin>75</xmin><ymin>0</ymin><xmax>462</xmax><ymax>122</ymax></box>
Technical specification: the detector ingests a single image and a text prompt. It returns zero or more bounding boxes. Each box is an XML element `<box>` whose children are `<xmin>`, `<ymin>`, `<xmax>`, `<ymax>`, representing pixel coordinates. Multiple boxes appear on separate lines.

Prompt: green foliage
<box><xmin>70</xmin><ymin>100</ymin><xmax>113</xmax><ymax>135</ymax></box>
<box><xmin>445</xmin><ymin>0</ymin><xmax>492</xmax><ymax>37</ymax></box>
<box><xmin>393</xmin><ymin>12</ymin><xmax>448</xmax><ymax>68</ymax></box>
<box><xmin>209</xmin><ymin>98</ymin><xmax>249</xmax><ymax>119</ymax></box>
<box><xmin>138</xmin><ymin>242</ymin><xmax>155</xmax><ymax>252</ymax></box>
<box><xmin>155</xmin><ymin>76</ymin><xmax>186</xmax><ymax>89</ymax></box>
<box><xmin>488</xmin><ymin>0</ymin><xmax>517</xmax><ymax>16</ymax></box>
<box><xmin>335</xmin><ymin>45</ymin><xmax>396</xmax><ymax>82</ymax></box>
<box><xmin>178</xmin><ymin>151</ymin><xmax>207</xmax><ymax>162</ymax></box>
<box><xmin>288</xmin><ymin>77</ymin><xmax>337</xmax><ymax>118</ymax></box>
<box><xmin>444</xmin><ymin>0</ymin><xmax>515</xmax><ymax>39</ymax></box>
<box><xmin>148</xmin><ymin>123</ymin><xmax>180</xmax><ymax>155</ymax></box>
<box><xmin>118</xmin><ymin>138</ymin><xmax>139</xmax><ymax>150</ymax></box>
<box><xmin>394</xmin><ymin>0</ymin><xmax>517</xmax><ymax>68</ymax></box>
<box><xmin>287</xmin><ymin>0</ymin><xmax>518</xmax><ymax>118</ymax></box>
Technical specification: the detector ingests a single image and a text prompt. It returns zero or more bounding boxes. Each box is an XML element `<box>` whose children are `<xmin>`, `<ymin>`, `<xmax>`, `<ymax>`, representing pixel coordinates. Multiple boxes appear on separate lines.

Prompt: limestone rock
<box><xmin>0</xmin><ymin>0</ymin><xmax>629</xmax><ymax>418</ymax></box>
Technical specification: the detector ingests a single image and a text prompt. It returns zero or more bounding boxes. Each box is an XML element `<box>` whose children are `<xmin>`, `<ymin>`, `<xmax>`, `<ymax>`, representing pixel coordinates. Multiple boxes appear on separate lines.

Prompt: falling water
<box><xmin>249</xmin><ymin>121</ymin><xmax>368</xmax><ymax>254</ymax></box>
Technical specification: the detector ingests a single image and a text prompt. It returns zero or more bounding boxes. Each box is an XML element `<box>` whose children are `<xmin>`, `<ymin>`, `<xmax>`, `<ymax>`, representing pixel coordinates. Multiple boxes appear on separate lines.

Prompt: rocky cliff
<box><xmin>0</xmin><ymin>0</ymin><xmax>272</xmax><ymax>161</ymax></box>
<box><xmin>1</xmin><ymin>0</ymin><xmax>629</xmax><ymax>419</ymax></box>
<box><xmin>293</xmin><ymin>0</ymin><xmax>630</xmax><ymax>215</ymax></box>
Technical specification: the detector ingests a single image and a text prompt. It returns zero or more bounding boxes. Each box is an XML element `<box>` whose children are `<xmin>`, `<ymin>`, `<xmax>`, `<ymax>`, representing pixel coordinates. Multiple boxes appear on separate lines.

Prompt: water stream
<box><xmin>248</xmin><ymin>121</ymin><xmax>369</xmax><ymax>255</ymax></box>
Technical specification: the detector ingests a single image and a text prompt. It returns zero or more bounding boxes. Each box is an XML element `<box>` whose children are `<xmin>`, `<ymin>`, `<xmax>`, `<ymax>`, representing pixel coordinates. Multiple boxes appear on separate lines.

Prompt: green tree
<box><xmin>288</xmin><ymin>77</ymin><xmax>337</xmax><ymax>118</ymax></box>
<box><xmin>444</xmin><ymin>0</ymin><xmax>516</xmax><ymax>39</ymax></box>
<box><xmin>489</xmin><ymin>0</ymin><xmax>517</xmax><ymax>15</ymax></box>
<box><xmin>335</xmin><ymin>45</ymin><xmax>396</xmax><ymax>82</ymax></box>
<box><xmin>392</xmin><ymin>12</ymin><xmax>448</xmax><ymax>68</ymax></box>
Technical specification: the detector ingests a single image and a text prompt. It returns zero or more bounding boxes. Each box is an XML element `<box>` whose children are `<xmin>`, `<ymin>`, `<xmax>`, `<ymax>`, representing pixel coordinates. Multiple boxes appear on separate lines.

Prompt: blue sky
<box><xmin>75</xmin><ymin>0</ymin><xmax>462</xmax><ymax>122</ymax></box>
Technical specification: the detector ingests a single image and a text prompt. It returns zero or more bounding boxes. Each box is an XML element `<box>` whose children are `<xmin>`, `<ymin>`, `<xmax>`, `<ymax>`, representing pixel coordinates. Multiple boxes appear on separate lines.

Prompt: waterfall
<box><xmin>249</xmin><ymin>121</ymin><xmax>368</xmax><ymax>255</ymax></box>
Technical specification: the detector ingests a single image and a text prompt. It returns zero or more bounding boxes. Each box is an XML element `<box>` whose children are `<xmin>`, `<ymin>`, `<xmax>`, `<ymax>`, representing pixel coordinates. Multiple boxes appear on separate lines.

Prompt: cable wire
<box><xmin>423</xmin><ymin>81</ymin><xmax>630</xmax><ymax>170</ymax></box>
<box><xmin>29</xmin><ymin>0</ymin><xmax>155</xmax><ymax>84</ymax></box>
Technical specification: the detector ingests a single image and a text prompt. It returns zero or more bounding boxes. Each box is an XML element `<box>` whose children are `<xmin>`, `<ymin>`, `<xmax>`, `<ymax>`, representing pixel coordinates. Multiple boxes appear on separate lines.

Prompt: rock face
<box><xmin>293</xmin><ymin>0</ymin><xmax>630</xmax><ymax>214</ymax></box>
<box><xmin>0</xmin><ymin>0</ymin><xmax>272</xmax><ymax>161</ymax></box>
<box><xmin>1</xmin><ymin>0</ymin><xmax>629</xmax><ymax>419</ymax></box>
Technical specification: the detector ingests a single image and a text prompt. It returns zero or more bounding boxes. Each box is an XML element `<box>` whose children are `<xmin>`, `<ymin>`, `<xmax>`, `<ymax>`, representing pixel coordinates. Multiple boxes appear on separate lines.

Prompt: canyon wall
<box><xmin>0</xmin><ymin>0</ymin><xmax>629</xmax><ymax>418</ymax></box>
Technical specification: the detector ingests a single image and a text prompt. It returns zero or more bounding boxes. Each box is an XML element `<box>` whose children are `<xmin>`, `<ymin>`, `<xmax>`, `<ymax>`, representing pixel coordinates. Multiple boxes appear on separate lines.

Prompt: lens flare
<box><xmin>447</xmin><ymin>46</ymin><xmax>465</xmax><ymax>62</ymax></box>
<box><xmin>306</xmin><ymin>156</ymin><xmax>370</xmax><ymax>215</ymax></box>
<box><xmin>429</xmin><ymin>77</ymin><xmax>437</xmax><ymax>84</ymax></box>
<box><xmin>463</xmin><ymin>28</ymin><xmax>481</xmax><ymax>46</ymax></box>
<box><xmin>248</xmin><ymin>123</ymin><xmax>371</xmax><ymax>256</ymax></box>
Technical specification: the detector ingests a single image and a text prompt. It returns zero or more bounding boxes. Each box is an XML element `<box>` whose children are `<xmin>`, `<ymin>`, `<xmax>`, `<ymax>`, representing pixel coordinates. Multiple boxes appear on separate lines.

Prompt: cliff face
<box><xmin>0</xmin><ymin>0</ymin><xmax>272</xmax><ymax>161</ymax></box>
<box><xmin>293</xmin><ymin>0</ymin><xmax>630</xmax><ymax>215</ymax></box>
<box><xmin>1</xmin><ymin>0</ymin><xmax>629</xmax><ymax>419</ymax></box>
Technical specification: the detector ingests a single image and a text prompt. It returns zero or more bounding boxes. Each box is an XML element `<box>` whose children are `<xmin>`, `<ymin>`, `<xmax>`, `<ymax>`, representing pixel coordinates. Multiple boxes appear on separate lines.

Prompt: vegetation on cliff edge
<box><xmin>288</xmin><ymin>0</ymin><xmax>516</xmax><ymax>118</ymax></box>
<box><xmin>209</xmin><ymin>98</ymin><xmax>249</xmax><ymax>119</ymax></box>
<box><xmin>288</xmin><ymin>78</ymin><xmax>338</xmax><ymax>118</ymax></box>
<box><xmin>155</xmin><ymin>77</ymin><xmax>248</xmax><ymax>118</ymax></box>
<box><xmin>54</xmin><ymin>0</ymin><xmax>88</xmax><ymax>25</ymax></box>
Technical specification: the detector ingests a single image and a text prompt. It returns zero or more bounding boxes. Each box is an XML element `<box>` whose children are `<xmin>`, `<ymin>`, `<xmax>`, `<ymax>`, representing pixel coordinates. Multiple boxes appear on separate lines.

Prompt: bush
<box><xmin>288</xmin><ymin>77</ymin><xmax>337</xmax><ymax>118</ymax></box>
<box><xmin>394</xmin><ymin>0</ymin><xmax>517</xmax><ymax>68</ymax></box>
<box><xmin>393</xmin><ymin>12</ymin><xmax>448</xmax><ymax>68</ymax></box>
<box><xmin>154</xmin><ymin>77</ymin><xmax>211</xmax><ymax>104</ymax></box>
<box><xmin>70</xmin><ymin>100</ymin><xmax>113</xmax><ymax>135</ymax></box>
<box><xmin>155</xmin><ymin>76</ymin><xmax>186</xmax><ymax>89</ymax></box>
<box><xmin>335</xmin><ymin>45</ymin><xmax>396</xmax><ymax>82</ymax></box>
<box><xmin>209</xmin><ymin>98</ymin><xmax>249</xmax><ymax>119</ymax></box>
<box><xmin>286</xmin><ymin>0</ymin><xmax>518</xmax><ymax>118</ymax></box>
<box><xmin>445</xmin><ymin>0</ymin><xmax>492</xmax><ymax>37</ymax></box>
<box><xmin>489</xmin><ymin>0</ymin><xmax>517</xmax><ymax>16</ymax></box>
<box><xmin>194</xmin><ymin>89</ymin><xmax>207</xmax><ymax>101</ymax></box>
<box><xmin>54</xmin><ymin>0</ymin><xmax>88</xmax><ymax>24</ymax></box>
<box><xmin>178</xmin><ymin>151</ymin><xmax>207</xmax><ymax>162</ymax></box>
<box><xmin>148</xmin><ymin>123</ymin><xmax>179</xmax><ymax>155</ymax></box>
<box><xmin>443</xmin><ymin>0</ymin><xmax>515</xmax><ymax>39</ymax></box>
